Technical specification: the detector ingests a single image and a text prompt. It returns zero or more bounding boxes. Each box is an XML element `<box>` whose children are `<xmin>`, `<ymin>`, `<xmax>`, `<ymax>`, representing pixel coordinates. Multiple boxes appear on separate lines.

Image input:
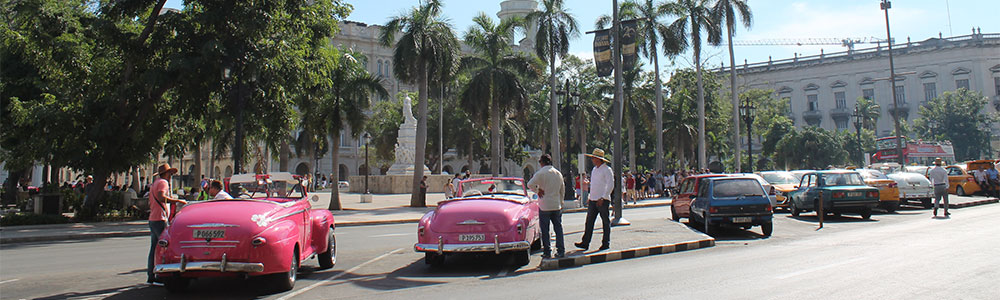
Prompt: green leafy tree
<box><xmin>774</xmin><ymin>126</ymin><xmax>849</xmax><ymax>170</ymax></box>
<box><xmin>712</xmin><ymin>0</ymin><xmax>753</xmax><ymax>172</ymax></box>
<box><xmin>913</xmin><ymin>89</ymin><xmax>998</xmax><ymax>161</ymax></box>
<box><xmin>380</xmin><ymin>0</ymin><xmax>460</xmax><ymax>207</ymax></box>
<box><xmin>458</xmin><ymin>13</ymin><xmax>539</xmax><ymax>176</ymax></box>
<box><xmin>526</xmin><ymin>0</ymin><xmax>579</xmax><ymax>172</ymax></box>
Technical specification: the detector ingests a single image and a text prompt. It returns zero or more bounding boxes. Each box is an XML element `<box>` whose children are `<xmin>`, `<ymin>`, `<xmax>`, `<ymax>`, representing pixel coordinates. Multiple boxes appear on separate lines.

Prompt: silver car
<box><xmin>887</xmin><ymin>172</ymin><xmax>934</xmax><ymax>208</ymax></box>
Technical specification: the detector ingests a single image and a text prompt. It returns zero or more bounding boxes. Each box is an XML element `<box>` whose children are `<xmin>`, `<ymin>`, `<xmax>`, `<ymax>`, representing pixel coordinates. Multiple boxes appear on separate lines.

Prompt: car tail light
<box><xmin>867</xmin><ymin>191</ymin><xmax>879</xmax><ymax>198</ymax></box>
<box><xmin>709</xmin><ymin>207</ymin><xmax>718</xmax><ymax>213</ymax></box>
<box><xmin>158</xmin><ymin>240</ymin><xmax>169</xmax><ymax>248</ymax></box>
<box><xmin>517</xmin><ymin>223</ymin><xmax>523</xmax><ymax>235</ymax></box>
<box><xmin>967</xmin><ymin>177</ymin><xmax>975</xmax><ymax>182</ymax></box>
<box><xmin>832</xmin><ymin>192</ymin><xmax>845</xmax><ymax>198</ymax></box>
<box><xmin>765</xmin><ymin>204</ymin><xmax>772</xmax><ymax>212</ymax></box>
<box><xmin>251</xmin><ymin>237</ymin><xmax>266</xmax><ymax>246</ymax></box>
<box><xmin>889</xmin><ymin>182</ymin><xmax>898</xmax><ymax>188</ymax></box>
<box><xmin>418</xmin><ymin>226</ymin><xmax>425</xmax><ymax>236</ymax></box>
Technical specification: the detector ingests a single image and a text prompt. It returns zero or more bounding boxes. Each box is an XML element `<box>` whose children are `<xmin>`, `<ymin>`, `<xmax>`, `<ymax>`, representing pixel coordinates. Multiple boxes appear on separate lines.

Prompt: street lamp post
<box><xmin>364</xmin><ymin>133</ymin><xmax>370</xmax><ymax>194</ymax></box>
<box><xmin>881</xmin><ymin>0</ymin><xmax>904</xmax><ymax>165</ymax></box>
<box><xmin>852</xmin><ymin>104</ymin><xmax>864</xmax><ymax>166</ymax></box>
<box><xmin>739</xmin><ymin>97</ymin><xmax>755</xmax><ymax>173</ymax></box>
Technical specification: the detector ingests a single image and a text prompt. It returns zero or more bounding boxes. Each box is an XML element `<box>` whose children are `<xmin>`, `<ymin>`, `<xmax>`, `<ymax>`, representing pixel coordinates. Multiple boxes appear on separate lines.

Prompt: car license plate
<box><xmin>193</xmin><ymin>229</ymin><xmax>225</xmax><ymax>239</ymax></box>
<box><xmin>732</xmin><ymin>217</ymin><xmax>752</xmax><ymax>223</ymax></box>
<box><xmin>848</xmin><ymin>192</ymin><xmax>862</xmax><ymax>197</ymax></box>
<box><xmin>458</xmin><ymin>234</ymin><xmax>485</xmax><ymax>242</ymax></box>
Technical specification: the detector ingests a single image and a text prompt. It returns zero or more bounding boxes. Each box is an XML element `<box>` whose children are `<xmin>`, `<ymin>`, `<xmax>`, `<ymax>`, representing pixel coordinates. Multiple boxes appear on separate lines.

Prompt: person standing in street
<box><xmin>147</xmin><ymin>163</ymin><xmax>187</xmax><ymax>285</ymax></box>
<box><xmin>419</xmin><ymin>175</ymin><xmax>428</xmax><ymax>205</ymax></box>
<box><xmin>527</xmin><ymin>154</ymin><xmax>565</xmax><ymax>258</ymax></box>
<box><xmin>451</xmin><ymin>174</ymin><xmax>463</xmax><ymax>197</ymax></box>
<box><xmin>985</xmin><ymin>163</ymin><xmax>999</xmax><ymax>198</ymax></box>
<box><xmin>576</xmin><ymin>149</ymin><xmax>613</xmax><ymax>251</ymax></box>
<box><xmin>929</xmin><ymin>158</ymin><xmax>950</xmax><ymax>218</ymax></box>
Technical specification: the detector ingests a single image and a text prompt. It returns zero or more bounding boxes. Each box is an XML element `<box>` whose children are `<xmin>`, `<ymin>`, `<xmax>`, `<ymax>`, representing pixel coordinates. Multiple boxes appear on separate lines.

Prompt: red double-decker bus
<box><xmin>872</xmin><ymin>136</ymin><xmax>955</xmax><ymax>165</ymax></box>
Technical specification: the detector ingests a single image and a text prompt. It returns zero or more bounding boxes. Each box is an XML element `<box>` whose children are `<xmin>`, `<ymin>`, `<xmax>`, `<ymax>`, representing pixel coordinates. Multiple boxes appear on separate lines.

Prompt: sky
<box><xmin>164</xmin><ymin>0</ymin><xmax>999</xmax><ymax>72</ymax></box>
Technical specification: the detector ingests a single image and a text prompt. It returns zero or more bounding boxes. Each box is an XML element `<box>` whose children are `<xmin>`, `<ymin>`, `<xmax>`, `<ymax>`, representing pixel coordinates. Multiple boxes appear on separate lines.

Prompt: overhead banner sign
<box><xmin>621</xmin><ymin>19</ymin><xmax>639</xmax><ymax>70</ymax></box>
<box><xmin>593</xmin><ymin>29</ymin><xmax>612</xmax><ymax>77</ymax></box>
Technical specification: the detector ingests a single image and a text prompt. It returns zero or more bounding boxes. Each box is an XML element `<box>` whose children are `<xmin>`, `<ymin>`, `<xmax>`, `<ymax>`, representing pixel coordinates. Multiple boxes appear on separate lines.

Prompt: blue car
<box><xmin>689</xmin><ymin>176</ymin><xmax>774</xmax><ymax>236</ymax></box>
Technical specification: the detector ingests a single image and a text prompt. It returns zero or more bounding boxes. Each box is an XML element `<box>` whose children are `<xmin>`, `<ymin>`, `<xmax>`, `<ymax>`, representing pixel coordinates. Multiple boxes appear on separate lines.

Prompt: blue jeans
<box><xmin>148</xmin><ymin>220</ymin><xmax>166</xmax><ymax>282</ymax></box>
<box><xmin>539</xmin><ymin>210</ymin><xmax>564</xmax><ymax>256</ymax></box>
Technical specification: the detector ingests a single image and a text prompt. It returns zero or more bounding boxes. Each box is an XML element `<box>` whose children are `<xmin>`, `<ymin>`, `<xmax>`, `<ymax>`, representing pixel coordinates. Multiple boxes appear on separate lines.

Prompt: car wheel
<box><xmin>513</xmin><ymin>249</ymin><xmax>530</xmax><ymax>266</ymax></box>
<box><xmin>921</xmin><ymin>198</ymin><xmax>932</xmax><ymax>209</ymax></box>
<box><xmin>688</xmin><ymin>208</ymin><xmax>699</xmax><ymax>225</ymax></box>
<box><xmin>273</xmin><ymin>250</ymin><xmax>298</xmax><ymax>292</ymax></box>
<box><xmin>671</xmin><ymin>206</ymin><xmax>680</xmax><ymax>221</ymax></box>
<box><xmin>318</xmin><ymin>229</ymin><xmax>336</xmax><ymax>269</ymax></box>
<box><xmin>425</xmin><ymin>252</ymin><xmax>445</xmax><ymax>267</ymax></box>
<box><xmin>702</xmin><ymin>212</ymin><xmax>712</xmax><ymax>235</ymax></box>
<box><xmin>861</xmin><ymin>208</ymin><xmax>872</xmax><ymax>220</ymax></box>
<box><xmin>790</xmin><ymin>201</ymin><xmax>800</xmax><ymax>217</ymax></box>
<box><xmin>885</xmin><ymin>201</ymin><xmax>899</xmax><ymax>213</ymax></box>
<box><xmin>163</xmin><ymin>277</ymin><xmax>190</xmax><ymax>293</ymax></box>
<box><xmin>956</xmin><ymin>185</ymin><xmax>966</xmax><ymax>196</ymax></box>
<box><xmin>761</xmin><ymin>222</ymin><xmax>773</xmax><ymax>237</ymax></box>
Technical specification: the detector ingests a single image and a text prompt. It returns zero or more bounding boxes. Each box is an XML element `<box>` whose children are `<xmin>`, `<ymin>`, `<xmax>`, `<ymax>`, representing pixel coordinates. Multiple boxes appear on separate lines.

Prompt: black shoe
<box><xmin>555</xmin><ymin>253</ymin><xmax>565</xmax><ymax>258</ymax></box>
<box><xmin>541</xmin><ymin>253</ymin><xmax>552</xmax><ymax>259</ymax></box>
<box><xmin>574</xmin><ymin>242</ymin><xmax>588</xmax><ymax>250</ymax></box>
<box><xmin>945</xmin><ymin>212</ymin><xmax>951</xmax><ymax>216</ymax></box>
<box><xmin>598</xmin><ymin>244</ymin><xmax>610</xmax><ymax>250</ymax></box>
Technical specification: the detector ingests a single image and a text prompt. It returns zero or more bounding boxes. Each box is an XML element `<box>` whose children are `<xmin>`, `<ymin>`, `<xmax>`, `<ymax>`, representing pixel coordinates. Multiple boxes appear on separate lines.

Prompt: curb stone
<box><xmin>947</xmin><ymin>198</ymin><xmax>998</xmax><ymax>208</ymax></box>
<box><xmin>539</xmin><ymin>238</ymin><xmax>716</xmax><ymax>270</ymax></box>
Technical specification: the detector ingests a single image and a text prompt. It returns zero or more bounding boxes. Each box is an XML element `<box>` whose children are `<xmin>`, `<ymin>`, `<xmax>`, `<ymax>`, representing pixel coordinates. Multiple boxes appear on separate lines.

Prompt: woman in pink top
<box><xmin>147</xmin><ymin>164</ymin><xmax>187</xmax><ymax>285</ymax></box>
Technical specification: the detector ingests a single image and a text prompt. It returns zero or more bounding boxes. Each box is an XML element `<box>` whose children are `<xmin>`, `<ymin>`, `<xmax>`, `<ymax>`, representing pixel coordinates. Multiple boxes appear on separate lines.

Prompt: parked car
<box><xmin>887</xmin><ymin>172</ymin><xmax>934</xmax><ymax>208</ymax></box>
<box><xmin>734</xmin><ymin>173</ymin><xmax>778</xmax><ymax>208</ymax></box>
<box><xmin>757</xmin><ymin>171</ymin><xmax>801</xmax><ymax>210</ymax></box>
<box><xmin>965</xmin><ymin>159</ymin><xmax>999</xmax><ymax>195</ymax></box>
<box><xmin>787</xmin><ymin>170</ymin><xmax>880</xmax><ymax>220</ymax></box>
<box><xmin>688</xmin><ymin>176</ymin><xmax>774</xmax><ymax>236</ymax></box>
<box><xmin>904</xmin><ymin>165</ymin><xmax>930</xmax><ymax>178</ymax></box>
<box><xmin>338</xmin><ymin>181</ymin><xmax>350</xmax><ymax>189</ymax></box>
<box><xmin>917</xmin><ymin>165</ymin><xmax>981</xmax><ymax>196</ymax></box>
<box><xmin>414</xmin><ymin>177</ymin><xmax>540</xmax><ymax>266</ymax></box>
<box><xmin>155</xmin><ymin>172</ymin><xmax>336</xmax><ymax>292</ymax></box>
<box><xmin>671</xmin><ymin>174</ymin><xmax>729</xmax><ymax>221</ymax></box>
<box><xmin>855</xmin><ymin>169</ymin><xmax>901</xmax><ymax>212</ymax></box>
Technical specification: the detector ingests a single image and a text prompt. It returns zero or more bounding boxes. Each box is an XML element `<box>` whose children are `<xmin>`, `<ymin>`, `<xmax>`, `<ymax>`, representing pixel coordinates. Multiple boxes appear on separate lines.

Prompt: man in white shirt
<box><xmin>451</xmin><ymin>174</ymin><xmax>462</xmax><ymax>198</ymax></box>
<box><xmin>208</xmin><ymin>180</ymin><xmax>233</xmax><ymax>200</ymax></box>
<box><xmin>576</xmin><ymin>149</ymin><xmax>613</xmax><ymax>251</ymax></box>
<box><xmin>929</xmin><ymin>158</ymin><xmax>950</xmax><ymax>217</ymax></box>
<box><xmin>527</xmin><ymin>154</ymin><xmax>565</xmax><ymax>258</ymax></box>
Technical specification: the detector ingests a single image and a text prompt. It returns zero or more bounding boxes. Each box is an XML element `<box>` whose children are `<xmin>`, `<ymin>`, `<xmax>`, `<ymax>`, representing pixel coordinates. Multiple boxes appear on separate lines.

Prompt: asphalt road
<box><xmin>2</xmin><ymin>202</ymin><xmax>998</xmax><ymax>299</ymax></box>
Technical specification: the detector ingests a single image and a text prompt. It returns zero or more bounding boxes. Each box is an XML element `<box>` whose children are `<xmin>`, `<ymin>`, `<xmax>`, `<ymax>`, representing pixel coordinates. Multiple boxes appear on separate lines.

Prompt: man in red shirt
<box><xmin>147</xmin><ymin>163</ymin><xmax>187</xmax><ymax>285</ymax></box>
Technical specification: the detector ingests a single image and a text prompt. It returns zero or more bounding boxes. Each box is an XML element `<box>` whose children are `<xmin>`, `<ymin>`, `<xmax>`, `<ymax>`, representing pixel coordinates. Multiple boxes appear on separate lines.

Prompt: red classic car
<box><xmin>415</xmin><ymin>177</ymin><xmax>541</xmax><ymax>266</ymax></box>
<box><xmin>671</xmin><ymin>174</ymin><xmax>729</xmax><ymax>221</ymax></box>
<box><xmin>155</xmin><ymin>172</ymin><xmax>336</xmax><ymax>292</ymax></box>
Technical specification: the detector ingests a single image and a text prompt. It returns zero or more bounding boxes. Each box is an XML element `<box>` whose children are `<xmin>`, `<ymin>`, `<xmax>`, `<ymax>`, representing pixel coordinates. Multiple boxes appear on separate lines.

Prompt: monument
<box><xmin>387</xmin><ymin>96</ymin><xmax>431</xmax><ymax>175</ymax></box>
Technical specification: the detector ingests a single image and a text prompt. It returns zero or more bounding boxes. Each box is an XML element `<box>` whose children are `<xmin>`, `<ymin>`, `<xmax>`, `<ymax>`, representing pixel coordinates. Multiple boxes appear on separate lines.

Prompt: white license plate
<box><xmin>848</xmin><ymin>192</ymin><xmax>863</xmax><ymax>197</ymax></box>
<box><xmin>732</xmin><ymin>217</ymin><xmax>752</xmax><ymax>223</ymax></box>
<box><xmin>458</xmin><ymin>234</ymin><xmax>485</xmax><ymax>242</ymax></box>
<box><xmin>193</xmin><ymin>229</ymin><xmax>225</xmax><ymax>239</ymax></box>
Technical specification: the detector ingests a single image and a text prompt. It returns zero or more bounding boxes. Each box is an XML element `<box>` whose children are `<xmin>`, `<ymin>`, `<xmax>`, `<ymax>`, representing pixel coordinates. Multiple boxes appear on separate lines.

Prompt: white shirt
<box><xmin>213</xmin><ymin>190</ymin><xmax>233</xmax><ymax>200</ymax></box>
<box><xmin>452</xmin><ymin>178</ymin><xmax>462</xmax><ymax>193</ymax></box>
<box><xmin>665</xmin><ymin>175</ymin><xmax>676</xmax><ymax>188</ymax></box>
<box><xmin>929</xmin><ymin>166</ymin><xmax>949</xmax><ymax>187</ymax></box>
<box><xmin>588</xmin><ymin>163</ymin><xmax>614</xmax><ymax>201</ymax></box>
<box><xmin>527</xmin><ymin>165</ymin><xmax>565</xmax><ymax>211</ymax></box>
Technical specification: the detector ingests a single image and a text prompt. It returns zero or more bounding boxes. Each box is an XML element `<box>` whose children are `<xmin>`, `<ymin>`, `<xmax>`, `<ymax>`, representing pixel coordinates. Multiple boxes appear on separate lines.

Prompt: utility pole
<box><xmin>881</xmin><ymin>0</ymin><xmax>904</xmax><ymax>165</ymax></box>
<box><xmin>439</xmin><ymin>85</ymin><xmax>444</xmax><ymax>174</ymax></box>
<box><xmin>611</xmin><ymin>0</ymin><xmax>628</xmax><ymax>226</ymax></box>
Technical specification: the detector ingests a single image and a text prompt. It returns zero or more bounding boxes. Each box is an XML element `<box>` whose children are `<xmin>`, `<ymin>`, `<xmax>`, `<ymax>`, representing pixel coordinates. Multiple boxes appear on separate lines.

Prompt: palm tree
<box><xmin>526</xmin><ymin>0</ymin><xmax>579</xmax><ymax>171</ymax></box>
<box><xmin>856</xmin><ymin>96</ymin><xmax>881</xmax><ymax>130</ymax></box>
<box><xmin>380</xmin><ymin>0</ymin><xmax>459</xmax><ymax>207</ymax></box>
<box><xmin>712</xmin><ymin>0</ymin><xmax>752</xmax><ymax>172</ymax></box>
<box><xmin>459</xmin><ymin>13</ymin><xmax>539</xmax><ymax>176</ymax></box>
<box><xmin>662</xmin><ymin>0</ymin><xmax>721</xmax><ymax>170</ymax></box>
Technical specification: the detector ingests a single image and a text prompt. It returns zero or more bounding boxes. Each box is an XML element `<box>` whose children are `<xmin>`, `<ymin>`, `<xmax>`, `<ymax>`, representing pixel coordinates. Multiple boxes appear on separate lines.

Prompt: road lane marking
<box><xmin>774</xmin><ymin>257</ymin><xmax>866</xmax><ymax>280</ymax></box>
<box><xmin>278</xmin><ymin>247</ymin><xmax>405</xmax><ymax>300</ymax></box>
<box><xmin>67</xmin><ymin>285</ymin><xmax>141</xmax><ymax>300</ymax></box>
<box><xmin>0</xmin><ymin>278</ymin><xmax>20</xmax><ymax>285</ymax></box>
<box><xmin>370</xmin><ymin>233</ymin><xmax>410</xmax><ymax>238</ymax></box>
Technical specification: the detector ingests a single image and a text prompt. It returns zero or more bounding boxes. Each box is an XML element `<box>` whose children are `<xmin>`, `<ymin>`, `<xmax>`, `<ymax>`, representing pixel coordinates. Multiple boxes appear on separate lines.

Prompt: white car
<box><xmin>338</xmin><ymin>181</ymin><xmax>350</xmax><ymax>189</ymax></box>
<box><xmin>887</xmin><ymin>172</ymin><xmax>934</xmax><ymax>208</ymax></box>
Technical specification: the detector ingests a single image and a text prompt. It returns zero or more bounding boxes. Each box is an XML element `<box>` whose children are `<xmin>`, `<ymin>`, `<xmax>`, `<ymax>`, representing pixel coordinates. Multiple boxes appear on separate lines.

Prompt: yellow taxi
<box><xmin>964</xmin><ymin>159</ymin><xmax>999</xmax><ymax>195</ymax></box>
<box><xmin>757</xmin><ymin>171</ymin><xmax>800</xmax><ymax>210</ymax></box>
<box><xmin>856</xmin><ymin>169</ymin><xmax>901</xmax><ymax>212</ymax></box>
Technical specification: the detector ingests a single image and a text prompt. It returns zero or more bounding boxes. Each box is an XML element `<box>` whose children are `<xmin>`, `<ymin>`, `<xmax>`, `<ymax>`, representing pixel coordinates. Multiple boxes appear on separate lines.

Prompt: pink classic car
<box><xmin>415</xmin><ymin>177</ymin><xmax>541</xmax><ymax>266</ymax></box>
<box><xmin>155</xmin><ymin>172</ymin><xmax>336</xmax><ymax>292</ymax></box>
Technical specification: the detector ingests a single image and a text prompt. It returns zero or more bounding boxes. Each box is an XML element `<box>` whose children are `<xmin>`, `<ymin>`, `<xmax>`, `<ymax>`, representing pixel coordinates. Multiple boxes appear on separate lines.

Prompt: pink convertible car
<box><xmin>155</xmin><ymin>172</ymin><xmax>335</xmax><ymax>292</ymax></box>
<box><xmin>415</xmin><ymin>177</ymin><xmax>541</xmax><ymax>266</ymax></box>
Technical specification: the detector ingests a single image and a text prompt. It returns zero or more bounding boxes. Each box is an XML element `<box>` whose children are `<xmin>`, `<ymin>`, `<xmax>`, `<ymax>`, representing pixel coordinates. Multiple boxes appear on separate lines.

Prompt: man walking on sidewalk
<box><xmin>929</xmin><ymin>158</ymin><xmax>950</xmax><ymax>218</ymax></box>
<box><xmin>576</xmin><ymin>149</ymin><xmax>613</xmax><ymax>251</ymax></box>
<box><xmin>147</xmin><ymin>163</ymin><xmax>187</xmax><ymax>285</ymax></box>
<box><xmin>527</xmin><ymin>154</ymin><xmax>565</xmax><ymax>258</ymax></box>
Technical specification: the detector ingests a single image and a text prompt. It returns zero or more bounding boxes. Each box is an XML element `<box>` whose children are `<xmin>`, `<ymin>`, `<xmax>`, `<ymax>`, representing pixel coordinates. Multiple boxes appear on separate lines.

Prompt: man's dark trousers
<box><xmin>580</xmin><ymin>199</ymin><xmax>610</xmax><ymax>247</ymax></box>
<box><xmin>539</xmin><ymin>209</ymin><xmax>564</xmax><ymax>256</ymax></box>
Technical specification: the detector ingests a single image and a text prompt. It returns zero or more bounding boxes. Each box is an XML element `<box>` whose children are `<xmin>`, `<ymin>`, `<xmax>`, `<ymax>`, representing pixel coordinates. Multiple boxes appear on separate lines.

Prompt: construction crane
<box><xmin>733</xmin><ymin>37</ymin><xmax>893</xmax><ymax>52</ymax></box>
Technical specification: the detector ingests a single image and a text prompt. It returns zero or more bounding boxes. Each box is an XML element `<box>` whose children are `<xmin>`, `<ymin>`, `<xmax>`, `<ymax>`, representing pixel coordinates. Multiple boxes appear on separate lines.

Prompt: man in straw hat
<box><xmin>576</xmin><ymin>149</ymin><xmax>613</xmax><ymax>251</ymax></box>
<box><xmin>929</xmin><ymin>158</ymin><xmax>950</xmax><ymax>218</ymax></box>
<box><xmin>146</xmin><ymin>163</ymin><xmax>187</xmax><ymax>285</ymax></box>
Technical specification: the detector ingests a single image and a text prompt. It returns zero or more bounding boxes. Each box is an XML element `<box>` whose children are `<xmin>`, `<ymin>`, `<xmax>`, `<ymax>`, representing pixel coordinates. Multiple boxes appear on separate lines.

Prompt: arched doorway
<box><xmin>338</xmin><ymin>164</ymin><xmax>349</xmax><ymax>181</ymax></box>
<box><xmin>224</xmin><ymin>166</ymin><xmax>233</xmax><ymax>178</ymax></box>
<box><xmin>479</xmin><ymin>162</ymin><xmax>490</xmax><ymax>174</ymax></box>
<box><xmin>460</xmin><ymin>165</ymin><xmax>469</xmax><ymax>173</ymax></box>
<box><xmin>214</xmin><ymin>167</ymin><xmax>221</xmax><ymax>179</ymax></box>
<box><xmin>358</xmin><ymin>164</ymin><xmax>369</xmax><ymax>176</ymax></box>
<box><xmin>442</xmin><ymin>165</ymin><xmax>453</xmax><ymax>175</ymax></box>
<box><xmin>522</xmin><ymin>166</ymin><xmax>534</xmax><ymax>180</ymax></box>
<box><xmin>294</xmin><ymin>162</ymin><xmax>310</xmax><ymax>176</ymax></box>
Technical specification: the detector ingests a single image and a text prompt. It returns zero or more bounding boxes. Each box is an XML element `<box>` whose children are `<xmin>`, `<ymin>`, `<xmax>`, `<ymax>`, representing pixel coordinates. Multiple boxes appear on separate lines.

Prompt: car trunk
<box><xmin>166</xmin><ymin>200</ymin><xmax>279</xmax><ymax>262</ymax></box>
<box><xmin>431</xmin><ymin>199</ymin><xmax>519</xmax><ymax>233</ymax></box>
<box><xmin>710</xmin><ymin>196</ymin><xmax>771</xmax><ymax>215</ymax></box>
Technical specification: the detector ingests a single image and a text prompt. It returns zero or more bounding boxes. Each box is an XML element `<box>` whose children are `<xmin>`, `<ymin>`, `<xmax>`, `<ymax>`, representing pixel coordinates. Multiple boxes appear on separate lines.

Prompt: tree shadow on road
<box><xmin>682</xmin><ymin>221</ymin><xmax>768</xmax><ymax>241</ymax></box>
<box><xmin>785</xmin><ymin>214</ymin><xmax>879</xmax><ymax>224</ymax></box>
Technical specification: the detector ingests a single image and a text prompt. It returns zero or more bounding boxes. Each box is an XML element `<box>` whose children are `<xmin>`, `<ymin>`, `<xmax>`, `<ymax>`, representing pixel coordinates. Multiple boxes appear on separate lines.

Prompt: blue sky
<box><xmin>165</xmin><ymin>0</ymin><xmax>998</xmax><ymax>71</ymax></box>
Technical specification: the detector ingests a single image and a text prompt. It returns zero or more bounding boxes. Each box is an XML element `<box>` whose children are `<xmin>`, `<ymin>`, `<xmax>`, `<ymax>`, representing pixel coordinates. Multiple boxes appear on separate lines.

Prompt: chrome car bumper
<box><xmin>155</xmin><ymin>254</ymin><xmax>264</xmax><ymax>273</ymax></box>
<box><xmin>414</xmin><ymin>235</ymin><xmax>530</xmax><ymax>254</ymax></box>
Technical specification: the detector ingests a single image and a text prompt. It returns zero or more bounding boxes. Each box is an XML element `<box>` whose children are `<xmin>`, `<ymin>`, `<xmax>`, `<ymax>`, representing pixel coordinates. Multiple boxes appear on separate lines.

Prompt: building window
<box><xmin>781</xmin><ymin>96</ymin><xmax>792</xmax><ymax>115</ymax></box>
<box><xmin>862</xmin><ymin>88</ymin><xmax>874</xmax><ymax>101</ymax></box>
<box><xmin>377</xmin><ymin>61</ymin><xmax>383</xmax><ymax>76</ymax></box>
<box><xmin>956</xmin><ymin>79</ymin><xmax>970</xmax><ymax>90</ymax></box>
<box><xmin>994</xmin><ymin>77</ymin><xmax>1000</xmax><ymax>96</ymax></box>
<box><xmin>834</xmin><ymin>91</ymin><xmax>846</xmax><ymax>109</ymax></box>
<box><xmin>340</xmin><ymin>130</ymin><xmax>351</xmax><ymax>147</ymax></box>
<box><xmin>807</xmin><ymin>94</ymin><xmax>818</xmax><ymax>111</ymax></box>
<box><xmin>923</xmin><ymin>82</ymin><xmax>936</xmax><ymax>103</ymax></box>
<box><xmin>384</xmin><ymin>63</ymin><xmax>390</xmax><ymax>77</ymax></box>
<box><xmin>893</xmin><ymin>85</ymin><xmax>906</xmax><ymax>104</ymax></box>
<box><xmin>836</xmin><ymin>119</ymin><xmax>848</xmax><ymax>131</ymax></box>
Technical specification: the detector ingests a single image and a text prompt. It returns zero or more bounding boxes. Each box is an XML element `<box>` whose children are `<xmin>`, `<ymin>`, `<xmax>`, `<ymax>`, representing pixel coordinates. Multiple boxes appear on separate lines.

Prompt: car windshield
<box><xmin>712</xmin><ymin>179</ymin><xmax>766</xmax><ymax>198</ymax></box>
<box><xmin>228</xmin><ymin>174</ymin><xmax>305</xmax><ymax>201</ymax></box>
<box><xmin>760</xmin><ymin>172</ymin><xmax>798</xmax><ymax>185</ymax></box>
<box><xmin>858</xmin><ymin>170</ymin><xmax>889</xmax><ymax>180</ymax></box>
<box><xmin>821</xmin><ymin>173</ymin><xmax>866</xmax><ymax>186</ymax></box>
<box><xmin>460</xmin><ymin>178</ymin><xmax>526</xmax><ymax>197</ymax></box>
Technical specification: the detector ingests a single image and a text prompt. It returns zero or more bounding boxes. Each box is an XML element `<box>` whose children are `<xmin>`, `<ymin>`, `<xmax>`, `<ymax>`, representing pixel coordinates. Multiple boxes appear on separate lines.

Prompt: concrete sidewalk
<box><xmin>0</xmin><ymin>192</ymin><xmax>671</xmax><ymax>245</ymax></box>
<box><xmin>540</xmin><ymin>218</ymin><xmax>714</xmax><ymax>270</ymax></box>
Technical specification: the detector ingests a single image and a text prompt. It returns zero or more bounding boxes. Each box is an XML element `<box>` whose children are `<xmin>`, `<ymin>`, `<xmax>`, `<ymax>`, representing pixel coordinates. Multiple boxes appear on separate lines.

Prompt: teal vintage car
<box><xmin>787</xmin><ymin>170</ymin><xmax>880</xmax><ymax>220</ymax></box>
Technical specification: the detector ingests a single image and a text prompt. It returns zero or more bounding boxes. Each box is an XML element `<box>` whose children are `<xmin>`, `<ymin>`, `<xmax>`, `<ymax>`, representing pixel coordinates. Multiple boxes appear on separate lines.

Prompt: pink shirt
<box><xmin>148</xmin><ymin>178</ymin><xmax>170</xmax><ymax>221</ymax></box>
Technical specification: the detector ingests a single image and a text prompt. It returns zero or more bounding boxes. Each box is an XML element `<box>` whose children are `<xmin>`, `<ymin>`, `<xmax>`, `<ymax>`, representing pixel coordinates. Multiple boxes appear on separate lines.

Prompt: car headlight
<box><xmin>157</xmin><ymin>239</ymin><xmax>169</xmax><ymax>247</ymax></box>
<box><xmin>251</xmin><ymin>237</ymin><xmax>267</xmax><ymax>246</ymax></box>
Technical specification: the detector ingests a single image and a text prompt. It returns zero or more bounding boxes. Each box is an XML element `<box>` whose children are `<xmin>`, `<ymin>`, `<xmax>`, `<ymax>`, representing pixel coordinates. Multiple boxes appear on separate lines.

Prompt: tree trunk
<box><xmin>728</xmin><ymin>24</ymin><xmax>741</xmax><ymax>172</ymax></box>
<box><xmin>328</xmin><ymin>132</ymin><xmax>342</xmax><ymax>210</ymax></box>
<box><xmin>209</xmin><ymin>139</ymin><xmax>216</xmax><ymax>178</ymax></box>
<box><xmin>279</xmin><ymin>139</ymin><xmax>290</xmax><ymax>172</ymax></box>
<box><xmin>467</xmin><ymin>141</ymin><xmax>475</xmax><ymax>174</ymax></box>
<box><xmin>410</xmin><ymin>63</ymin><xmax>429</xmax><ymax>207</ymax></box>
<box><xmin>580</xmin><ymin>114</ymin><xmax>587</xmax><ymax>174</ymax></box>
<box><xmin>233</xmin><ymin>83</ymin><xmax>246</xmax><ymax>175</ymax></box>
<box><xmin>549</xmin><ymin>36</ymin><xmax>561</xmax><ymax>171</ymax></box>
<box><xmin>193</xmin><ymin>142</ymin><xmax>203</xmax><ymax>187</ymax></box>
<box><xmin>653</xmin><ymin>48</ymin><xmax>664</xmax><ymax>173</ymax></box>
<box><xmin>695</xmin><ymin>44</ymin><xmax>707</xmax><ymax>170</ymax></box>
<box><xmin>628</xmin><ymin>117</ymin><xmax>636</xmax><ymax>172</ymax></box>
<box><xmin>491</xmin><ymin>87</ymin><xmax>501</xmax><ymax>176</ymax></box>
<box><xmin>131</xmin><ymin>166</ymin><xmax>140</xmax><ymax>192</ymax></box>
<box><xmin>80</xmin><ymin>170</ymin><xmax>110</xmax><ymax>221</ymax></box>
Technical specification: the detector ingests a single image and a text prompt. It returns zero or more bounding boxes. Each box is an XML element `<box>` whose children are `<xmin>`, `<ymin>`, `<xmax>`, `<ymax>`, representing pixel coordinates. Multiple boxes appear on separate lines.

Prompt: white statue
<box><xmin>403</xmin><ymin>95</ymin><xmax>416</xmax><ymax>124</ymax></box>
<box><xmin>387</xmin><ymin>95</ymin><xmax>429</xmax><ymax>175</ymax></box>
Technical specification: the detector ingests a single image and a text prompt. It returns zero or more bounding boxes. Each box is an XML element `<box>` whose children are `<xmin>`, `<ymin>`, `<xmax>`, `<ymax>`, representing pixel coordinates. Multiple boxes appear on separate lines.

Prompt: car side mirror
<box><xmin>793</xmin><ymin>185</ymin><xmax>799</xmax><ymax>189</ymax></box>
<box><xmin>311</xmin><ymin>195</ymin><xmax>319</xmax><ymax>203</ymax></box>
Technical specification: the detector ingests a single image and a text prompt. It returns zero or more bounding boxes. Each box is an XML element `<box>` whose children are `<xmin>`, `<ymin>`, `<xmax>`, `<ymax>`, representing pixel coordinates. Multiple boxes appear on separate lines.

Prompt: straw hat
<box><xmin>933</xmin><ymin>157</ymin><xmax>944</xmax><ymax>166</ymax></box>
<box><xmin>585</xmin><ymin>148</ymin><xmax>610</xmax><ymax>163</ymax></box>
<box><xmin>154</xmin><ymin>163</ymin><xmax>179</xmax><ymax>176</ymax></box>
